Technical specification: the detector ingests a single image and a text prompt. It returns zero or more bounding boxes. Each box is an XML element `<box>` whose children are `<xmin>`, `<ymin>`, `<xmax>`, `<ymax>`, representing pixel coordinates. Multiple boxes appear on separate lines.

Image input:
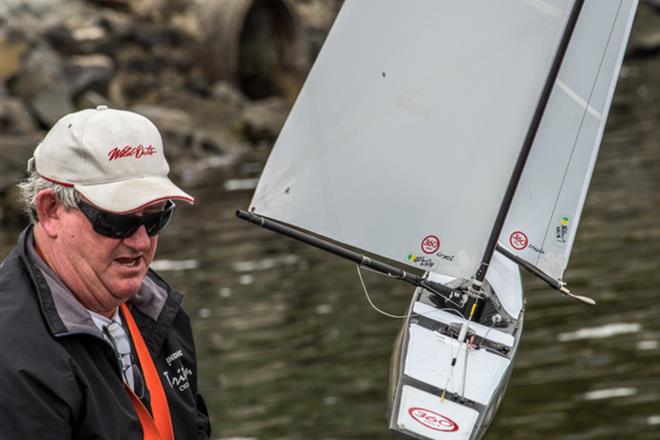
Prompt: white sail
<box><xmin>250</xmin><ymin>0</ymin><xmax>576</xmax><ymax>280</ymax></box>
<box><xmin>499</xmin><ymin>0</ymin><xmax>638</xmax><ymax>280</ymax></box>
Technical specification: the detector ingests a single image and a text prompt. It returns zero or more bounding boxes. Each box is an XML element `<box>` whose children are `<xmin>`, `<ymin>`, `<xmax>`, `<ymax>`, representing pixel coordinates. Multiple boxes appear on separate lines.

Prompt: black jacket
<box><xmin>0</xmin><ymin>228</ymin><xmax>211</xmax><ymax>439</ymax></box>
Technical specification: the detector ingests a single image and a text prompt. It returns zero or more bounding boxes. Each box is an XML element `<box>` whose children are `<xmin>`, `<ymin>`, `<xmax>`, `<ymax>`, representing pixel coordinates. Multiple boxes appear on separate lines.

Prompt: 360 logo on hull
<box><xmin>408</xmin><ymin>407</ymin><xmax>459</xmax><ymax>432</ymax></box>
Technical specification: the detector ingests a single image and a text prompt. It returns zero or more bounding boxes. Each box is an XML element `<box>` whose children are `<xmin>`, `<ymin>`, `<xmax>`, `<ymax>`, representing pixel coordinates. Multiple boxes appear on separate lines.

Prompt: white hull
<box><xmin>389</xmin><ymin>255</ymin><xmax>524</xmax><ymax>439</ymax></box>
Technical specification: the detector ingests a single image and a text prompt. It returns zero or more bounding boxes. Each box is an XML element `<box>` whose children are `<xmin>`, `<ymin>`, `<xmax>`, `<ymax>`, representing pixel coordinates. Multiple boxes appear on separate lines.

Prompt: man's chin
<box><xmin>105</xmin><ymin>264</ymin><xmax>149</xmax><ymax>301</ymax></box>
<box><xmin>109</xmin><ymin>278</ymin><xmax>145</xmax><ymax>301</ymax></box>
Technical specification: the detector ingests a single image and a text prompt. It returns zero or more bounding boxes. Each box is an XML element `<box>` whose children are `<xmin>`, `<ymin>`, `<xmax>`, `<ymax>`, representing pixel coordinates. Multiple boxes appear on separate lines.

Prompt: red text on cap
<box><xmin>108</xmin><ymin>145</ymin><xmax>157</xmax><ymax>161</ymax></box>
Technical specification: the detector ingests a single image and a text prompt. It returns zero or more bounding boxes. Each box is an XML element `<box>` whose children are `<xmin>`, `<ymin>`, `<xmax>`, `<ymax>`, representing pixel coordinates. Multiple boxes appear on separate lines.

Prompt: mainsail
<box><xmin>500</xmin><ymin>0</ymin><xmax>638</xmax><ymax>281</ymax></box>
<box><xmin>250</xmin><ymin>0</ymin><xmax>577</xmax><ymax>280</ymax></box>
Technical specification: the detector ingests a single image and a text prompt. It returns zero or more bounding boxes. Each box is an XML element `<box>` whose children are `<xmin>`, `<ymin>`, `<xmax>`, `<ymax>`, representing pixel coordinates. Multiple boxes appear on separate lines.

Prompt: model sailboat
<box><xmin>238</xmin><ymin>0</ymin><xmax>638</xmax><ymax>438</ymax></box>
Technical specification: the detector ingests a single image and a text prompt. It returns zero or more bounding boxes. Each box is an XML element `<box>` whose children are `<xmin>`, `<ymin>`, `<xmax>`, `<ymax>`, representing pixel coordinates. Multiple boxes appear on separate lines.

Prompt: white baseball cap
<box><xmin>28</xmin><ymin>105</ymin><xmax>194</xmax><ymax>213</ymax></box>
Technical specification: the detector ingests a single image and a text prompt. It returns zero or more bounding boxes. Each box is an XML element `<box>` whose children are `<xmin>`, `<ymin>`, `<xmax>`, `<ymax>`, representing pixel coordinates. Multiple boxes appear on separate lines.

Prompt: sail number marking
<box><xmin>408</xmin><ymin>407</ymin><xmax>459</xmax><ymax>432</ymax></box>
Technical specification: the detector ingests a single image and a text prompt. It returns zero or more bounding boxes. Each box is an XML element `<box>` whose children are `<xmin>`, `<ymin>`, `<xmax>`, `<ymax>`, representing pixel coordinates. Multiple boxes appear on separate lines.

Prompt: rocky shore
<box><xmin>1</xmin><ymin>0</ymin><xmax>658</xmax><ymax>226</ymax></box>
<box><xmin>0</xmin><ymin>0</ymin><xmax>342</xmax><ymax>224</ymax></box>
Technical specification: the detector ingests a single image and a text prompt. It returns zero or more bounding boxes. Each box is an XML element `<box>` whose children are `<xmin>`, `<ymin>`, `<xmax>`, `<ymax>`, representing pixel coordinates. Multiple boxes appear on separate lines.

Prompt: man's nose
<box><xmin>123</xmin><ymin>225</ymin><xmax>151</xmax><ymax>251</ymax></box>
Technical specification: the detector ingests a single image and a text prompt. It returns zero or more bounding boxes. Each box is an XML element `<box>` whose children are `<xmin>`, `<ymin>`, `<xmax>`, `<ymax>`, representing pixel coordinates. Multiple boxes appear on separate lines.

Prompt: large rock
<box><xmin>64</xmin><ymin>54</ymin><xmax>116</xmax><ymax>98</ymax></box>
<box><xmin>108</xmin><ymin>19</ymin><xmax>198</xmax><ymax>102</ymax></box>
<box><xmin>84</xmin><ymin>0</ymin><xmax>189</xmax><ymax>20</ymax></box>
<box><xmin>44</xmin><ymin>20</ymin><xmax>112</xmax><ymax>56</ymax></box>
<box><xmin>211</xmin><ymin>80</ymin><xmax>248</xmax><ymax>109</ymax></box>
<box><xmin>130</xmin><ymin>104</ymin><xmax>195</xmax><ymax>158</ymax></box>
<box><xmin>0</xmin><ymin>184</ymin><xmax>28</xmax><ymax>227</ymax></box>
<box><xmin>0</xmin><ymin>0</ymin><xmax>72</xmax><ymax>33</ymax></box>
<box><xmin>132</xmin><ymin>95</ymin><xmax>250</xmax><ymax>160</ymax></box>
<box><xmin>0</xmin><ymin>133</ymin><xmax>42</xmax><ymax>190</ymax></box>
<box><xmin>76</xmin><ymin>90</ymin><xmax>111</xmax><ymax>109</ymax></box>
<box><xmin>0</xmin><ymin>88</ymin><xmax>37</xmax><ymax>134</ymax></box>
<box><xmin>107</xmin><ymin>75</ymin><xmax>128</xmax><ymax>107</ymax></box>
<box><xmin>10</xmin><ymin>44</ymin><xmax>74</xmax><ymax>127</ymax></box>
<box><xmin>644</xmin><ymin>0</ymin><xmax>660</xmax><ymax>11</ymax></box>
<box><xmin>83</xmin><ymin>0</ymin><xmax>132</xmax><ymax>12</ymax></box>
<box><xmin>294</xmin><ymin>0</ymin><xmax>341</xmax><ymax>33</ymax></box>
<box><xmin>0</xmin><ymin>27</ymin><xmax>29</xmax><ymax>84</ymax></box>
<box><xmin>627</xmin><ymin>31</ymin><xmax>660</xmax><ymax>59</ymax></box>
<box><xmin>239</xmin><ymin>97</ymin><xmax>289</xmax><ymax>143</ymax></box>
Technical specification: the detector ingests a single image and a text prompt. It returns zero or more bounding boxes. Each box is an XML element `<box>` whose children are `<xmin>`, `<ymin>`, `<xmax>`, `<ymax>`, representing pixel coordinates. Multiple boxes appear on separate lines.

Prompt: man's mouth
<box><xmin>115</xmin><ymin>257</ymin><xmax>141</xmax><ymax>267</ymax></box>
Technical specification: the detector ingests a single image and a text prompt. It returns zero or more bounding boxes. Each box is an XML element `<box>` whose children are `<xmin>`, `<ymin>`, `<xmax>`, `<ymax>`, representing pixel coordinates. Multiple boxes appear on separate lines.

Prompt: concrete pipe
<box><xmin>198</xmin><ymin>0</ymin><xmax>310</xmax><ymax>101</ymax></box>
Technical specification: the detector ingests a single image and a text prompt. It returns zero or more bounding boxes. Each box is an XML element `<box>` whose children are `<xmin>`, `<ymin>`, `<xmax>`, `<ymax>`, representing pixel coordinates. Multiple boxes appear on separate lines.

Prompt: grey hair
<box><xmin>16</xmin><ymin>172</ymin><xmax>80</xmax><ymax>224</ymax></box>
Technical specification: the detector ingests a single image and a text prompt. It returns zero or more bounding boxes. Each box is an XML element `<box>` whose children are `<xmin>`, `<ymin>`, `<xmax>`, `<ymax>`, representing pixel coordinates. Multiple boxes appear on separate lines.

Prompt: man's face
<box><xmin>53</xmin><ymin>200</ymin><xmax>164</xmax><ymax>309</ymax></box>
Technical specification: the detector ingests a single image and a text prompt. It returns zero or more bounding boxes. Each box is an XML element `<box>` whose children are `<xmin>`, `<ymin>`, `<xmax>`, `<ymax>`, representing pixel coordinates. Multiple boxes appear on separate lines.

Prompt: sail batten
<box><xmin>521</xmin><ymin>0</ymin><xmax>566</xmax><ymax>19</ymax></box>
<box><xmin>556</xmin><ymin>80</ymin><xmax>603</xmax><ymax>120</ymax></box>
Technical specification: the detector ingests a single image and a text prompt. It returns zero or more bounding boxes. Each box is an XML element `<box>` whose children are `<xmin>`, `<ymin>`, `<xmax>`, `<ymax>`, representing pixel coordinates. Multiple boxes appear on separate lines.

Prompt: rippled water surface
<box><xmin>2</xmin><ymin>11</ymin><xmax>659</xmax><ymax>440</ymax></box>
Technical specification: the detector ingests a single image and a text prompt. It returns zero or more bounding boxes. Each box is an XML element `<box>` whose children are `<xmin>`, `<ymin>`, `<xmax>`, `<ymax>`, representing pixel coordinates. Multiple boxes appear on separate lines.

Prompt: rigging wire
<box><xmin>356</xmin><ymin>265</ymin><xmax>408</xmax><ymax>319</ymax></box>
<box><xmin>357</xmin><ymin>264</ymin><xmax>464</xmax><ymax>307</ymax></box>
<box><xmin>356</xmin><ymin>265</ymin><xmax>469</xmax><ymax>320</ymax></box>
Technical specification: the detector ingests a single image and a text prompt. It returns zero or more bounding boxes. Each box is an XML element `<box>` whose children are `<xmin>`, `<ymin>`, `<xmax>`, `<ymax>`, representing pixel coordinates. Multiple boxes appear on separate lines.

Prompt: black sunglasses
<box><xmin>77</xmin><ymin>200</ymin><xmax>176</xmax><ymax>239</ymax></box>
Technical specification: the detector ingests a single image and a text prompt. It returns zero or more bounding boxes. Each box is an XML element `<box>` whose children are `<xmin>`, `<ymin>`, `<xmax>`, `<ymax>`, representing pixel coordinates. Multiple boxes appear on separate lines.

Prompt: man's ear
<box><xmin>34</xmin><ymin>190</ymin><xmax>63</xmax><ymax>238</ymax></box>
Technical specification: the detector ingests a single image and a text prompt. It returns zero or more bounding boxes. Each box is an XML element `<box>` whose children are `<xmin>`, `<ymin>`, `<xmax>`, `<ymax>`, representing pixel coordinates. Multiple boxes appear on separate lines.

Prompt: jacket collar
<box><xmin>16</xmin><ymin>226</ymin><xmax>182</xmax><ymax>350</ymax></box>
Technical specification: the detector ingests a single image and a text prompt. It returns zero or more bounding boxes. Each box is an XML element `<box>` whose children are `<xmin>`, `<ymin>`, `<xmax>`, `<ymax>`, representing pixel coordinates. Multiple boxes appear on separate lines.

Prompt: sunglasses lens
<box><xmin>95</xmin><ymin>214</ymin><xmax>141</xmax><ymax>239</ymax></box>
<box><xmin>144</xmin><ymin>204</ymin><xmax>175</xmax><ymax>237</ymax></box>
<box><xmin>79</xmin><ymin>201</ymin><xmax>175</xmax><ymax>239</ymax></box>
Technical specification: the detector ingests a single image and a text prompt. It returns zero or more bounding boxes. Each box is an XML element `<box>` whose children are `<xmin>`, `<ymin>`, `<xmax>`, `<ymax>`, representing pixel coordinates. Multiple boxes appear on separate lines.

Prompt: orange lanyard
<box><xmin>120</xmin><ymin>303</ymin><xmax>174</xmax><ymax>440</ymax></box>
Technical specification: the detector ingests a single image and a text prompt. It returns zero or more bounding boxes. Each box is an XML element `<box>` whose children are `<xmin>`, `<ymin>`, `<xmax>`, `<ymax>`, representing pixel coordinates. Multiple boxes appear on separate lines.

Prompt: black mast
<box><xmin>471</xmin><ymin>0</ymin><xmax>585</xmax><ymax>289</ymax></box>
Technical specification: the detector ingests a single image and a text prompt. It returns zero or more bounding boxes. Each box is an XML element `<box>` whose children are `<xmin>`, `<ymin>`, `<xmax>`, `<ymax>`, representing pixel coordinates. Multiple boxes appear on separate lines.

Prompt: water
<box><xmin>1</xmin><ymin>9</ymin><xmax>659</xmax><ymax>440</ymax></box>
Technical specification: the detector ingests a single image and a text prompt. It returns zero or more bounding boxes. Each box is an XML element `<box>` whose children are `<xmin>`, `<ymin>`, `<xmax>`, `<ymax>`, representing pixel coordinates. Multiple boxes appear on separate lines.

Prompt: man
<box><xmin>0</xmin><ymin>106</ymin><xmax>211</xmax><ymax>439</ymax></box>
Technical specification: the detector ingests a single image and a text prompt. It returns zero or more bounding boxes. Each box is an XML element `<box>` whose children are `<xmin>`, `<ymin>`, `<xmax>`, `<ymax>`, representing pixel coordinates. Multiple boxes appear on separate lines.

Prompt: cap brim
<box><xmin>75</xmin><ymin>176</ymin><xmax>194</xmax><ymax>213</ymax></box>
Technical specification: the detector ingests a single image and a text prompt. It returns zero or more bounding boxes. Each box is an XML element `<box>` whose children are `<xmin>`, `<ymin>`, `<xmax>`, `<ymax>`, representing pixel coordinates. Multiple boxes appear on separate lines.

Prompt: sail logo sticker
<box><xmin>421</xmin><ymin>235</ymin><xmax>440</xmax><ymax>254</ymax></box>
<box><xmin>408</xmin><ymin>407</ymin><xmax>459</xmax><ymax>432</ymax></box>
<box><xmin>407</xmin><ymin>253</ymin><xmax>435</xmax><ymax>268</ymax></box>
<box><xmin>509</xmin><ymin>231</ymin><xmax>528</xmax><ymax>250</ymax></box>
<box><xmin>556</xmin><ymin>216</ymin><xmax>569</xmax><ymax>243</ymax></box>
